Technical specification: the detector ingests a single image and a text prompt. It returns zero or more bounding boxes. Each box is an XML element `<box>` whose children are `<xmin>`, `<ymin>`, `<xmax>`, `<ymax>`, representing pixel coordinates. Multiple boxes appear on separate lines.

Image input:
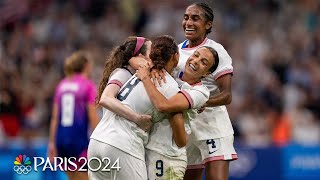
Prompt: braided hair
<box><xmin>191</xmin><ymin>2</ymin><xmax>214</xmax><ymax>34</ymax></box>
<box><xmin>149</xmin><ymin>35</ymin><xmax>178</xmax><ymax>70</ymax></box>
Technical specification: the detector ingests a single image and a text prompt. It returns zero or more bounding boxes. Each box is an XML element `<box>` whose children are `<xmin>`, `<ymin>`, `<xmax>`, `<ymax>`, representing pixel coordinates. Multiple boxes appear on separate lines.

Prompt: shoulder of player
<box><xmin>108</xmin><ymin>68</ymin><xmax>133</xmax><ymax>86</ymax></box>
<box><xmin>183</xmin><ymin>82</ymin><xmax>209</xmax><ymax>93</ymax></box>
<box><xmin>111</xmin><ymin>68</ymin><xmax>133</xmax><ymax>77</ymax></box>
<box><xmin>56</xmin><ymin>77</ymin><xmax>73</xmax><ymax>89</ymax></box>
<box><xmin>55</xmin><ymin>80</ymin><xmax>64</xmax><ymax>92</ymax></box>
<box><xmin>205</xmin><ymin>39</ymin><xmax>228</xmax><ymax>52</ymax></box>
<box><xmin>205</xmin><ymin>39</ymin><xmax>232</xmax><ymax>63</ymax></box>
<box><xmin>157</xmin><ymin>74</ymin><xmax>179</xmax><ymax>89</ymax></box>
<box><xmin>179</xmin><ymin>39</ymin><xmax>230</xmax><ymax>55</ymax></box>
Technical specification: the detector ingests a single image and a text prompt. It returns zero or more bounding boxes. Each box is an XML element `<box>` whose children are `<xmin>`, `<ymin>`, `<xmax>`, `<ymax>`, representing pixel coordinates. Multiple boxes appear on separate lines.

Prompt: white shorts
<box><xmin>88</xmin><ymin>139</ymin><xmax>147</xmax><ymax>180</ymax></box>
<box><xmin>186</xmin><ymin>135</ymin><xmax>238</xmax><ymax>169</ymax></box>
<box><xmin>146</xmin><ymin>149</ymin><xmax>187</xmax><ymax>180</ymax></box>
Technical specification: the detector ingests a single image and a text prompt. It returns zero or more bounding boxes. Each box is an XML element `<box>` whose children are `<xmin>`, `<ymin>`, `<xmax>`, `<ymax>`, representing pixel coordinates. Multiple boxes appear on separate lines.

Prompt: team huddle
<box><xmin>48</xmin><ymin>3</ymin><xmax>237</xmax><ymax>180</ymax></box>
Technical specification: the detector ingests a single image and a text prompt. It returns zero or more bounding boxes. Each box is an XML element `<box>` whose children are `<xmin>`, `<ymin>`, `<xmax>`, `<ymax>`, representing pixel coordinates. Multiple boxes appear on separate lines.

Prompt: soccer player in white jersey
<box><xmin>95</xmin><ymin>36</ymin><xmax>153</xmax><ymax>131</ymax></box>
<box><xmin>88</xmin><ymin>36</ymin><xmax>153</xmax><ymax>180</ymax></box>
<box><xmin>88</xmin><ymin>35</ymin><xmax>181</xmax><ymax>180</ymax></box>
<box><xmin>178</xmin><ymin>3</ymin><xmax>237</xmax><ymax>180</ymax></box>
<box><xmin>136</xmin><ymin>46</ymin><xmax>220</xmax><ymax>180</ymax></box>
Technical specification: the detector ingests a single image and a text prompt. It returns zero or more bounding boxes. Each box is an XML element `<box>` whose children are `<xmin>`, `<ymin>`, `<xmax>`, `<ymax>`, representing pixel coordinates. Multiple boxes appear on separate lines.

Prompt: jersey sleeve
<box><xmin>212</xmin><ymin>44</ymin><xmax>233</xmax><ymax>80</ymax></box>
<box><xmin>179</xmin><ymin>83</ymin><xmax>210</xmax><ymax>109</ymax></box>
<box><xmin>87</xmin><ymin>81</ymin><xmax>97</xmax><ymax>104</ymax></box>
<box><xmin>107</xmin><ymin>68</ymin><xmax>133</xmax><ymax>88</ymax></box>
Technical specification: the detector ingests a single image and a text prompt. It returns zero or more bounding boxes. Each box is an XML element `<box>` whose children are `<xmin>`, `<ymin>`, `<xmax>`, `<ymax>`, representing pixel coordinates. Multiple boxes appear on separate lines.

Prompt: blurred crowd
<box><xmin>0</xmin><ymin>0</ymin><xmax>320</xmax><ymax>147</ymax></box>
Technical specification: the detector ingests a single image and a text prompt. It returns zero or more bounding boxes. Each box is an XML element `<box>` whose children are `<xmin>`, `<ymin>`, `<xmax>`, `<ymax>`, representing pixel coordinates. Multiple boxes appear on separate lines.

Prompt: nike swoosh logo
<box><xmin>209</xmin><ymin>150</ymin><xmax>218</xmax><ymax>154</ymax></box>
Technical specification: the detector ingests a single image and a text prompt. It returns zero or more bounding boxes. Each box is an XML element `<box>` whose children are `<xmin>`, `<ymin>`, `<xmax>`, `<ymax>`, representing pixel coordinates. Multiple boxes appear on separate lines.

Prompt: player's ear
<box><xmin>174</xmin><ymin>52</ymin><xmax>179</xmax><ymax>65</ymax></box>
<box><xmin>202</xmin><ymin>70</ymin><xmax>211</xmax><ymax>78</ymax></box>
<box><xmin>175</xmin><ymin>52</ymin><xmax>179</xmax><ymax>61</ymax></box>
<box><xmin>205</xmin><ymin>21</ymin><xmax>212</xmax><ymax>32</ymax></box>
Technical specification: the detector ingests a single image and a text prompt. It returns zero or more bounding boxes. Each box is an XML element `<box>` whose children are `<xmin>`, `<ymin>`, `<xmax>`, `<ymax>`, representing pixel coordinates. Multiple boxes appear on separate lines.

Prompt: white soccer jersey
<box><xmin>91</xmin><ymin>71</ymin><xmax>180</xmax><ymax>161</ymax></box>
<box><xmin>108</xmin><ymin>68</ymin><xmax>133</xmax><ymax>88</ymax></box>
<box><xmin>145</xmin><ymin>79</ymin><xmax>210</xmax><ymax>158</ymax></box>
<box><xmin>180</xmin><ymin>81</ymin><xmax>210</xmax><ymax>132</ymax></box>
<box><xmin>176</xmin><ymin>38</ymin><xmax>234</xmax><ymax>140</ymax></box>
<box><xmin>101</xmin><ymin>68</ymin><xmax>133</xmax><ymax>116</ymax></box>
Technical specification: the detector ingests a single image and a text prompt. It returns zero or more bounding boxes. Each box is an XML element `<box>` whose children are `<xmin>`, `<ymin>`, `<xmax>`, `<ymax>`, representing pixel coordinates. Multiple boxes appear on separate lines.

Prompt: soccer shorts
<box><xmin>186</xmin><ymin>135</ymin><xmax>238</xmax><ymax>169</ymax></box>
<box><xmin>146</xmin><ymin>149</ymin><xmax>187</xmax><ymax>180</ymax></box>
<box><xmin>88</xmin><ymin>139</ymin><xmax>147</xmax><ymax>180</ymax></box>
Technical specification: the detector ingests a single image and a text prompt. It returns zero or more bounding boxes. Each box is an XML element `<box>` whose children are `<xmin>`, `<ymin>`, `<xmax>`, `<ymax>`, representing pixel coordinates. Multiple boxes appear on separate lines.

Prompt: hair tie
<box><xmin>133</xmin><ymin>37</ymin><xmax>145</xmax><ymax>56</ymax></box>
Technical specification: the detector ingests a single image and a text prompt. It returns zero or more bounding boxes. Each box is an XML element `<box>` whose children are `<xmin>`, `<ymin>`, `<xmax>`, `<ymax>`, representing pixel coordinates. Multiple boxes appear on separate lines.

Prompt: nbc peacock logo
<box><xmin>13</xmin><ymin>154</ymin><xmax>32</xmax><ymax>175</ymax></box>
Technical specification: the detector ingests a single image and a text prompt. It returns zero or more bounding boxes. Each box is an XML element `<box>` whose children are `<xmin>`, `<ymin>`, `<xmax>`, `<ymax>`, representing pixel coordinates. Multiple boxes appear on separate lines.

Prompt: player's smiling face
<box><xmin>182</xmin><ymin>5</ymin><xmax>210</xmax><ymax>42</ymax></box>
<box><xmin>184</xmin><ymin>47</ymin><xmax>214</xmax><ymax>79</ymax></box>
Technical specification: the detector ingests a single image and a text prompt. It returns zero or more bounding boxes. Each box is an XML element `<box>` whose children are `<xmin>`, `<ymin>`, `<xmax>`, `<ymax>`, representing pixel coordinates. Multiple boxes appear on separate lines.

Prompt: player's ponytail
<box><xmin>150</xmin><ymin>35</ymin><xmax>178</xmax><ymax>70</ymax></box>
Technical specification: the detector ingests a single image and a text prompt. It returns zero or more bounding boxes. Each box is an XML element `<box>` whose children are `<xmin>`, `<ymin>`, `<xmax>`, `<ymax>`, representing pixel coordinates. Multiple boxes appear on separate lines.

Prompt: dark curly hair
<box><xmin>150</xmin><ymin>35</ymin><xmax>178</xmax><ymax>70</ymax></box>
<box><xmin>97</xmin><ymin>36</ymin><xmax>150</xmax><ymax>104</ymax></box>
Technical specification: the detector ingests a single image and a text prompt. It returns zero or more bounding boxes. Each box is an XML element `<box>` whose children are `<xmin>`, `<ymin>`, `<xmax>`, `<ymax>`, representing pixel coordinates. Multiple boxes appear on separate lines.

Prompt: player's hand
<box><xmin>48</xmin><ymin>142</ymin><xmax>57</xmax><ymax>163</ymax></box>
<box><xmin>129</xmin><ymin>55</ymin><xmax>148</xmax><ymax>70</ymax></box>
<box><xmin>136</xmin><ymin>65</ymin><xmax>151</xmax><ymax>81</ymax></box>
<box><xmin>151</xmin><ymin>68</ymin><xmax>166</xmax><ymax>86</ymax></box>
<box><xmin>135</xmin><ymin>114</ymin><xmax>153</xmax><ymax>132</ymax></box>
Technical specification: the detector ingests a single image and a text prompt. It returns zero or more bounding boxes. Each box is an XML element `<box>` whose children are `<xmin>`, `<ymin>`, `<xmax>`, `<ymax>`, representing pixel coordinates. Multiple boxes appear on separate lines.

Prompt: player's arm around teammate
<box><xmin>136</xmin><ymin>46</ymin><xmax>219</xmax><ymax>113</ymax></box>
<box><xmin>139</xmin><ymin>45</ymin><xmax>219</xmax><ymax>180</ymax></box>
<box><xmin>136</xmin><ymin>46</ymin><xmax>219</xmax><ymax>148</ymax></box>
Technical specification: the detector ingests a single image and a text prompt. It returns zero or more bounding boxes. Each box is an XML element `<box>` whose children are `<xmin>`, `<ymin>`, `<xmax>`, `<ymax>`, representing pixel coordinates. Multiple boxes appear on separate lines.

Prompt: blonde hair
<box><xmin>64</xmin><ymin>51</ymin><xmax>89</xmax><ymax>76</ymax></box>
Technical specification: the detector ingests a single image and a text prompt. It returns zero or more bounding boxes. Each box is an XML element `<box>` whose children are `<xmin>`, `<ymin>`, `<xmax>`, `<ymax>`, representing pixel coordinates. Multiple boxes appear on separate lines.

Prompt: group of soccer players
<box><xmin>48</xmin><ymin>2</ymin><xmax>237</xmax><ymax>180</ymax></box>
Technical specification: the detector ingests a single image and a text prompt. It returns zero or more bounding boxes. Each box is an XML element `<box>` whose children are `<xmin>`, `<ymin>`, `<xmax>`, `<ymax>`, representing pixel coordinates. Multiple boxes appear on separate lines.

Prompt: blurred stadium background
<box><xmin>1</xmin><ymin>0</ymin><xmax>320</xmax><ymax>179</ymax></box>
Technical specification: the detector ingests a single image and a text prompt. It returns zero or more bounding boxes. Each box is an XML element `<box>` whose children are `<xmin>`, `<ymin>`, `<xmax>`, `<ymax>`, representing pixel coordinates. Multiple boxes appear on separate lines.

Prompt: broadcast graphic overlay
<box><xmin>13</xmin><ymin>154</ymin><xmax>32</xmax><ymax>175</ymax></box>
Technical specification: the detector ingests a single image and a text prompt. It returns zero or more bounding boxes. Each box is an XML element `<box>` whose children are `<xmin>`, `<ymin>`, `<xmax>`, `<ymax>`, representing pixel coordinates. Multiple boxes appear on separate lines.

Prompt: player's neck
<box><xmin>188</xmin><ymin>36</ymin><xmax>206</xmax><ymax>48</ymax></box>
<box><xmin>126</xmin><ymin>65</ymin><xmax>136</xmax><ymax>75</ymax></box>
<box><xmin>181</xmin><ymin>74</ymin><xmax>199</xmax><ymax>85</ymax></box>
<box><xmin>81</xmin><ymin>72</ymin><xmax>89</xmax><ymax>78</ymax></box>
<box><xmin>165</xmin><ymin>65</ymin><xmax>174</xmax><ymax>74</ymax></box>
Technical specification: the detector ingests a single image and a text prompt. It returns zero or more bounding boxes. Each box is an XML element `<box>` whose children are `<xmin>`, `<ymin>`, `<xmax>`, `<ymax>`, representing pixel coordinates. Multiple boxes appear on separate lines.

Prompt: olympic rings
<box><xmin>13</xmin><ymin>165</ymin><xmax>32</xmax><ymax>174</ymax></box>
